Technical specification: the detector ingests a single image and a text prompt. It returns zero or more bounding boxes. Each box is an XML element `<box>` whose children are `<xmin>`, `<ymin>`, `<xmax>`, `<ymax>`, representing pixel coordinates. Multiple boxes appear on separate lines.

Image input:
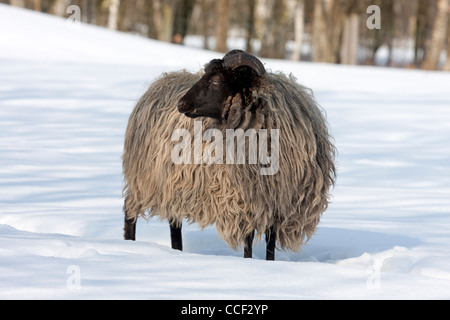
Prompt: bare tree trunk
<box><xmin>153</xmin><ymin>0</ymin><xmax>163</xmax><ymax>39</ymax></box>
<box><xmin>9</xmin><ymin>0</ymin><xmax>25</xmax><ymax>7</ymax></box>
<box><xmin>444</xmin><ymin>20</ymin><xmax>450</xmax><ymax>71</ymax></box>
<box><xmin>215</xmin><ymin>0</ymin><xmax>230</xmax><ymax>52</ymax></box>
<box><xmin>312</xmin><ymin>0</ymin><xmax>359</xmax><ymax>64</ymax></box>
<box><xmin>259</xmin><ymin>0</ymin><xmax>290</xmax><ymax>59</ymax></box>
<box><xmin>173</xmin><ymin>0</ymin><xmax>195</xmax><ymax>44</ymax></box>
<box><xmin>201</xmin><ymin>0</ymin><xmax>210</xmax><ymax>50</ymax></box>
<box><xmin>290</xmin><ymin>0</ymin><xmax>305</xmax><ymax>61</ymax></box>
<box><xmin>422</xmin><ymin>0</ymin><xmax>449</xmax><ymax>70</ymax></box>
<box><xmin>445</xmin><ymin>2</ymin><xmax>450</xmax><ymax>71</ymax></box>
<box><xmin>162</xmin><ymin>2</ymin><xmax>175</xmax><ymax>42</ymax></box>
<box><xmin>312</xmin><ymin>0</ymin><xmax>336</xmax><ymax>62</ymax></box>
<box><xmin>444</xmin><ymin>24</ymin><xmax>450</xmax><ymax>71</ymax></box>
<box><xmin>50</xmin><ymin>0</ymin><xmax>68</xmax><ymax>17</ymax></box>
<box><xmin>341</xmin><ymin>13</ymin><xmax>359</xmax><ymax>64</ymax></box>
<box><xmin>444</xmin><ymin>49</ymin><xmax>450</xmax><ymax>71</ymax></box>
<box><xmin>107</xmin><ymin>0</ymin><xmax>120</xmax><ymax>30</ymax></box>
<box><xmin>34</xmin><ymin>0</ymin><xmax>42</xmax><ymax>11</ymax></box>
<box><xmin>414</xmin><ymin>0</ymin><xmax>429</xmax><ymax>67</ymax></box>
<box><xmin>153</xmin><ymin>0</ymin><xmax>179</xmax><ymax>42</ymax></box>
<box><xmin>245</xmin><ymin>0</ymin><xmax>256</xmax><ymax>53</ymax></box>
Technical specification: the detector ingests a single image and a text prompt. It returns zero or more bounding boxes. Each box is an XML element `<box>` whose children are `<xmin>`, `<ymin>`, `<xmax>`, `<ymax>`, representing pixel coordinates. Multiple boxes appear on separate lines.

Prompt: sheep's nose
<box><xmin>177</xmin><ymin>100</ymin><xmax>190</xmax><ymax>114</ymax></box>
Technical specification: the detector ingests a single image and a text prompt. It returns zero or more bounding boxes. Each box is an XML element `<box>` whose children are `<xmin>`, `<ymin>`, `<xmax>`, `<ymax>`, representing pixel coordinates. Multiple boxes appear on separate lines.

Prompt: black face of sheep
<box><xmin>177</xmin><ymin>50</ymin><xmax>266</xmax><ymax>121</ymax></box>
<box><xmin>174</xmin><ymin>50</ymin><xmax>274</xmax><ymax>260</ymax></box>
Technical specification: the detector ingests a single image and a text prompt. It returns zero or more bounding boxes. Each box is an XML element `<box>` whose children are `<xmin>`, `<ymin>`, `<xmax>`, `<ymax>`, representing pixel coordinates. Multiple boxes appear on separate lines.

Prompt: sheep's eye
<box><xmin>210</xmin><ymin>77</ymin><xmax>220</xmax><ymax>85</ymax></box>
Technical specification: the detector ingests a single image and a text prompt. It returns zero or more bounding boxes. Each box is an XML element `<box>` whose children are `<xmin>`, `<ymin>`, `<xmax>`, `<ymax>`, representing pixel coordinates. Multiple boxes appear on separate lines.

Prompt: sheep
<box><xmin>122</xmin><ymin>50</ymin><xmax>336</xmax><ymax>260</ymax></box>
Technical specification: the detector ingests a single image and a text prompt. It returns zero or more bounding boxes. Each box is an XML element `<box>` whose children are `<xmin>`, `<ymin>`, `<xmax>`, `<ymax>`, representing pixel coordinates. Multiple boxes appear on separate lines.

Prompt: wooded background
<box><xmin>3</xmin><ymin>0</ymin><xmax>450</xmax><ymax>71</ymax></box>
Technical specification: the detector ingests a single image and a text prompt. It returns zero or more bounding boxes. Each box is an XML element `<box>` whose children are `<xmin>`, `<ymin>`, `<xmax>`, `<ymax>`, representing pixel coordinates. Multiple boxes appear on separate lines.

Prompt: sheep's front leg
<box><xmin>265</xmin><ymin>227</ymin><xmax>276</xmax><ymax>261</ymax></box>
<box><xmin>170</xmin><ymin>221</ymin><xmax>183</xmax><ymax>251</ymax></box>
<box><xmin>244</xmin><ymin>230</ymin><xmax>255</xmax><ymax>258</ymax></box>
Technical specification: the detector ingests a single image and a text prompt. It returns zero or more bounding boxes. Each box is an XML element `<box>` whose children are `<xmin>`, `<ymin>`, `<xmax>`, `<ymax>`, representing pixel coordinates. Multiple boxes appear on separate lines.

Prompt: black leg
<box><xmin>123</xmin><ymin>196</ymin><xmax>137</xmax><ymax>241</ymax></box>
<box><xmin>124</xmin><ymin>215</ymin><xmax>136</xmax><ymax>240</ymax></box>
<box><xmin>265</xmin><ymin>227</ymin><xmax>276</xmax><ymax>261</ymax></box>
<box><xmin>170</xmin><ymin>221</ymin><xmax>183</xmax><ymax>251</ymax></box>
<box><xmin>244</xmin><ymin>230</ymin><xmax>255</xmax><ymax>258</ymax></box>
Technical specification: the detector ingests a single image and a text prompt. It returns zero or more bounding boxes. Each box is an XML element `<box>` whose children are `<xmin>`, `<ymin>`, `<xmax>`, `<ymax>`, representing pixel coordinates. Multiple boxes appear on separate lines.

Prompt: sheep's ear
<box><xmin>205</xmin><ymin>59</ymin><xmax>223</xmax><ymax>73</ymax></box>
<box><xmin>223</xmin><ymin>51</ymin><xmax>266</xmax><ymax>77</ymax></box>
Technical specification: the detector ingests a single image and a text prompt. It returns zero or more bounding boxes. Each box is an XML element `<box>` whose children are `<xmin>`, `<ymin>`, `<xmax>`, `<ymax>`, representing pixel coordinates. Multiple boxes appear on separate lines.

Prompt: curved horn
<box><xmin>223</xmin><ymin>51</ymin><xmax>266</xmax><ymax>77</ymax></box>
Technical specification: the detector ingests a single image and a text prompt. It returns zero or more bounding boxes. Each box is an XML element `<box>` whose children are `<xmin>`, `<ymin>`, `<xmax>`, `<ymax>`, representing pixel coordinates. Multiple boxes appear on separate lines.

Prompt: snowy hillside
<box><xmin>1</xmin><ymin>4</ymin><xmax>450</xmax><ymax>300</ymax></box>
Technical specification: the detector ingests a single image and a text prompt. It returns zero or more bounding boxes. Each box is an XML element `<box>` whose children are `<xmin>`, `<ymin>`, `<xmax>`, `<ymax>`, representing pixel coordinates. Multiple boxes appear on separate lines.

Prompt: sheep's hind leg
<box><xmin>244</xmin><ymin>230</ymin><xmax>255</xmax><ymax>258</ymax></box>
<box><xmin>170</xmin><ymin>221</ymin><xmax>183</xmax><ymax>251</ymax></box>
<box><xmin>124</xmin><ymin>216</ymin><xmax>136</xmax><ymax>241</ymax></box>
<box><xmin>123</xmin><ymin>196</ymin><xmax>137</xmax><ymax>240</ymax></box>
<box><xmin>265</xmin><ymin>227</ymin><xmax>276</xmax><ymax>261</ymax></box>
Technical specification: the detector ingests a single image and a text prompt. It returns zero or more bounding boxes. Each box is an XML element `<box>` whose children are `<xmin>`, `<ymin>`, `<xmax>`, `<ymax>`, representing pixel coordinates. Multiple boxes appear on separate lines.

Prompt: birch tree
<box><xmin>290</xmin><ymin>0</ymin><xmax>305</xmax><ymax>61</ymax></box>
<box><xmin>50</xmin><ymin>0</ymin><xmax>68</xmax><ymax>17</ymax></box>
<box><xmin>9</xmin><ymin>0</ymin><xmax>25</xmax><ymax>7</ymax></box>
<box><xmin>107</xmin><ymin>0</ymin><xmax>120</xmax><ymax>30</ymax></box>
<box><xmin>341</xmin><ymin>13</ymin><xmax>359</xmax><ymax>64</ymax></box>
<box><xmin>444</xmin><ymin>25</ymin><xmax>450</xmax><ymax>71</ymax></box>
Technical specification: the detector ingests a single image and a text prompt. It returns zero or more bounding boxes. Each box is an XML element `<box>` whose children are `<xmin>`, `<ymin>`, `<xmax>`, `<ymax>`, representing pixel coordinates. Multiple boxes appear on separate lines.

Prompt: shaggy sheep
<box><xmin>122</xmin><ymin>50</ymin><xmax>336</xmax><ymax>260</ymax></box>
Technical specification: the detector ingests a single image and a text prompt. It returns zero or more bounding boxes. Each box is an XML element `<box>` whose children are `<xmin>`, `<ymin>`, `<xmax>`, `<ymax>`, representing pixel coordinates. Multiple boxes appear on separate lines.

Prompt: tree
<box><xmin>215</xmin><ymin>0</ymin><xmax>230</xmax><ymax>52</ymax></box>
<box><xmin>341</xmin><ymin>12</ymin><xmax>359</xmax><ymax>64</ymax></box>
<box><xmin>199</xmin><ymin>0</ymin><xmax>214</xmax><ymax>50</ymax></box>
<box><xmin>153</xmin><ymin>0</ymin><xmax>180</xmax><ymax>42</ymax></box>
<box><xmin>290</xmin><ymin>0</ymin><xmax>305</xmax><ymax>61</ymax></box>
<box><xmin>414</xmin><ymin>0</ymin><xmax>431</xmax><ymax>67</ymax></box>
<box><xmin>35</xmin><ymin>0</ymin><xmax>42</xmax><ymax>11</ymax></box>
<box><xmin>245</xmin><ymin>0</ymin><xmax>256</xmax><ymax>54</ymax></box>
<box><xmin>444</xmin><ymin>19</ymin><xmax>450</xmax><ymax>71</ymax></box>
<box><xmin>422</xmin><ymin>0</ymin><xmax>449</xmax><ymax>70</ymax></box>
<box><xmin>173</xmin><ymin>0</ymin><xmax>195</xmax><ymax>44</ymax></box>
<box><xmin>107</xmin><ymin>0</ymin><xmax>120</xmax><ymax>30</ymax></box>
<box><xmin>258</xmin><ymin>0</ymin><xmax>291</xmax><ymax>59</ymax></box>
<box><xmin>9</xmin><ymin>0</ymin><xmax>25</xmax><ymax>7</ymax></box>
<box><xmin>312</xmin><ymin>0</ymin><xmax>346</xmax><ymax>63</ymax></box>
<box><xmin>50</xmin><ymin>0</ymin><xmax>68</xmax><ymax>17</ymax></box>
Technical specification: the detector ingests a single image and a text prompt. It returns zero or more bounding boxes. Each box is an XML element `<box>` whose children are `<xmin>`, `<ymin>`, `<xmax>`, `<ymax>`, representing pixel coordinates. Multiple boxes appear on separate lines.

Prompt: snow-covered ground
<box><xmin>1</xmin><ymin>4</ymin><xmax>450</xmax><ymax>299</ymax></box>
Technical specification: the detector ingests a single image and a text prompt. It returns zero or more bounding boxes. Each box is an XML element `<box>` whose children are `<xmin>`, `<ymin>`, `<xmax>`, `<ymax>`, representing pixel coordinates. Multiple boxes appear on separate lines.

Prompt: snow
<box><xmin>1</xmin><ymin>4</ymin><xmax>450</xmax><ymax>299</ymax></box>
